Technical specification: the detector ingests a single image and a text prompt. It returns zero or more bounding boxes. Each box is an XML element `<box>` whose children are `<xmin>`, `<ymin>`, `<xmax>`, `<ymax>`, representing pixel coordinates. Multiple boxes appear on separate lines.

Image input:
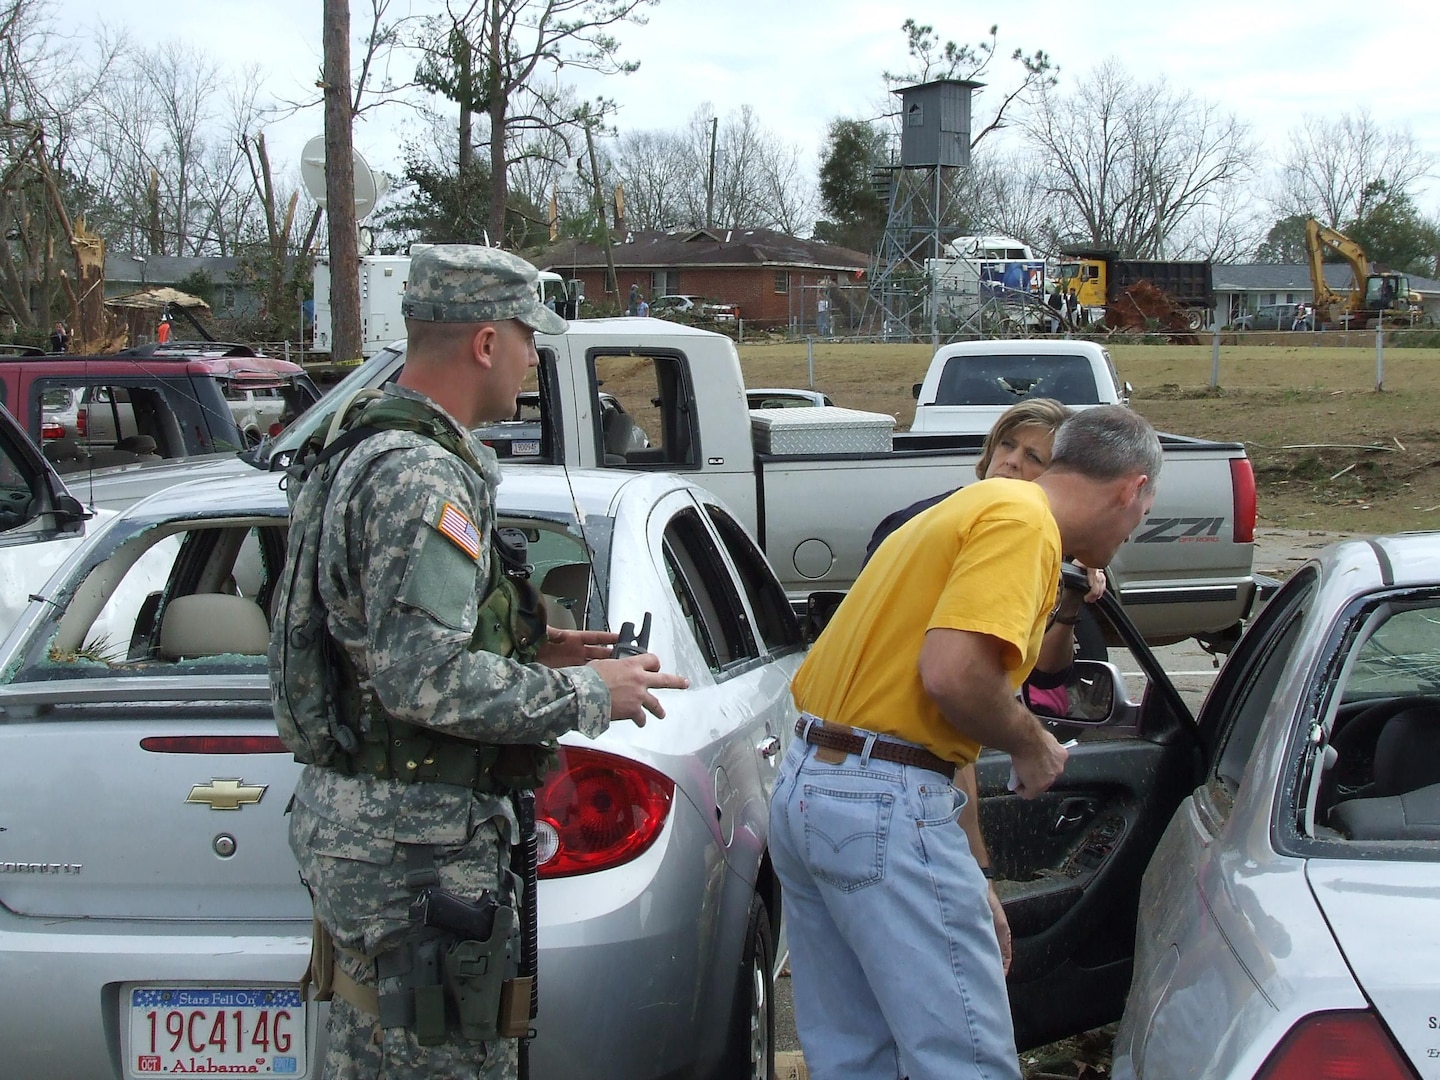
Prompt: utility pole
<box><xmin>705</xmin><ymin>115</ymin><xmax>718</xmax><ymax>230</ymax></box>
<box><xmin>322</xmin><ymin>0</ymin><xmax>361</xmax><ymax>363</ymax></box>
<box><xmin>584</xmin><ymin>118</ymin><xmax>618</xmax><ymax>297</ymax></box>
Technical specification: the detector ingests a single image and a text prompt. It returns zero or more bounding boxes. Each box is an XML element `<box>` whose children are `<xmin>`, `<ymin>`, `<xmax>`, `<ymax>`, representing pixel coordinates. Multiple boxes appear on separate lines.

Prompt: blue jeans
<box><xmin>770</xmin><ymin>721</ymin><xmax>1019</xmax><ymax>1080</ymax></box>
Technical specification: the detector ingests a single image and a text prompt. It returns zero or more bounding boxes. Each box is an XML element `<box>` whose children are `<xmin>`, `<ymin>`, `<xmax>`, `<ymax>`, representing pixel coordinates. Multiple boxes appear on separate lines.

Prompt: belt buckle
<box><xmin>813</xmin><ymin>745</ymin><xmax>848</xmax><ymax>764</ymax></box>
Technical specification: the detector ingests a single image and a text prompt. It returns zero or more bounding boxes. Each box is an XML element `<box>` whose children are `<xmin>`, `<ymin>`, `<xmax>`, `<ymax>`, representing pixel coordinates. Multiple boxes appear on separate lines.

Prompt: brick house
<box><xmin>537</xmin><ymin>228</ymin><xmax>870</xmax><ymax>329</ymax></box>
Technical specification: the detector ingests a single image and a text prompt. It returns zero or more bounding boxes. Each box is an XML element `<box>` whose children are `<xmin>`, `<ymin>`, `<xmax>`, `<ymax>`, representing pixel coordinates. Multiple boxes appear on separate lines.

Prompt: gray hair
<box><xmin>1049</xmin><ymin>405</ymin><xmax>1162</xmax><ymax>493</ymax></box>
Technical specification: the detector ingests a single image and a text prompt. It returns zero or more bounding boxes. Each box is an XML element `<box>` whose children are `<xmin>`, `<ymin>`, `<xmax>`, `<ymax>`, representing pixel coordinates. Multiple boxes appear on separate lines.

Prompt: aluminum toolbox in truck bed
<box><xmin>750</xmin><ymin>406</ymin><xmax>894</xmax><ymax>455</ymax></box>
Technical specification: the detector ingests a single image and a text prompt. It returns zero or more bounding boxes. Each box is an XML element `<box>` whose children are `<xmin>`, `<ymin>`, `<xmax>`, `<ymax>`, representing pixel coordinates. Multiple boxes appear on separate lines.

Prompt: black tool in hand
<box><xmin>614</xmin><ymin>612</ymin><xmax>653</xmax><ymax>657</ymax></box>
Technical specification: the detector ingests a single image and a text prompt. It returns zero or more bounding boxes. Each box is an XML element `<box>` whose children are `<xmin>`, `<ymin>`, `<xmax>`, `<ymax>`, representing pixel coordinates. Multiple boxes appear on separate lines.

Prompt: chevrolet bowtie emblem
<box><xmin>187</xmin><ymin>779</ymin><xmax>267</xmax><ymax>811</ymax></box>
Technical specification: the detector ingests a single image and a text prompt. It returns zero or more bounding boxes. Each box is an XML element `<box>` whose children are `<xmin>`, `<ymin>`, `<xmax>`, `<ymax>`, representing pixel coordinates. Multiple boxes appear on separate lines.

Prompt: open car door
<box><xmin>976</xmin><ymin>591</ymin><xmax>1205</xmax><ymax>1049</ymax></box>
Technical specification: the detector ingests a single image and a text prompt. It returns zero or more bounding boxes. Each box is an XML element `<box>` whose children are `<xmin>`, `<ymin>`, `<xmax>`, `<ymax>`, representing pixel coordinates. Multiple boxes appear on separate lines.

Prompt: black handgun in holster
<box><xmin>382</xmin><ymin>887</ymin><xmax>524</xmax><ymax>1045</ymax></box>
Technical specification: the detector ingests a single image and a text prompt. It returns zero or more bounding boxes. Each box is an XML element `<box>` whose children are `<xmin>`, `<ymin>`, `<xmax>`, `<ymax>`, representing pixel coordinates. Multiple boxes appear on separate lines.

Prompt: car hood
<box><xmin>69</xmin><ymin>452</ymin><xmax>256</xmax><ymax>512</ymax></box>
<box><xmin>1308</xmin><ymin>860</ymin><xmax>1440</xmax><ymax>1077</ymax></box>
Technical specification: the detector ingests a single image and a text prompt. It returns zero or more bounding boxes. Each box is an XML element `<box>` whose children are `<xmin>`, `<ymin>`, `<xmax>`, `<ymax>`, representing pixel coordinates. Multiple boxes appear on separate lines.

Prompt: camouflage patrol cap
<box><xmin>402</xmin><ymin>244</ymin><xmax>568</xmax><ymax>334</ymax></box>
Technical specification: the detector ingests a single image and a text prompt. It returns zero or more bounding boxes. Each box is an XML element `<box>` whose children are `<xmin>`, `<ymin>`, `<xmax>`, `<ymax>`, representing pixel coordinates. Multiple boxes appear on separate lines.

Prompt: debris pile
<box><xmin>1103</xmin><ymin>280</ymin><xmax>1199</xmax><ymax>342</ymax></box>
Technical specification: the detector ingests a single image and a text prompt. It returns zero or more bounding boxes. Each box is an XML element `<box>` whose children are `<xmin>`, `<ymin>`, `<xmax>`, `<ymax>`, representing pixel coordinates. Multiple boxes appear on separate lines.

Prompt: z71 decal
<box><xmin>1135</xmin><ymin>517</ymin><xmax>1225</xmax><ymax>543</ymax></box>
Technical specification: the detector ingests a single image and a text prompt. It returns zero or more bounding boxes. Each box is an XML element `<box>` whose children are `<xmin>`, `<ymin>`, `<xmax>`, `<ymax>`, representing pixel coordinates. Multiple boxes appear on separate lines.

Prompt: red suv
<box><xmin>0</xmin><ymin>342</ymin><xmax>319</xmax><ymax>474</ymax></box>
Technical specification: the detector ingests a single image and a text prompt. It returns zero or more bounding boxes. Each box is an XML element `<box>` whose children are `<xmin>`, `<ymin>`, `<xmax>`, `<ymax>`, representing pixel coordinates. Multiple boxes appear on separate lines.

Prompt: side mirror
<box><xmin>911</xmin><ymin>383</ymin><xmax>922</xmax><ymax>400</ymax></box>
<box><xmin>1023</xmin><ymin>660</ymin><xmax>1134</xmax><ymax>726</ymax></box>
<box><xmin>54</xmin><ymin>493</ymin><xmax>89</xmax><ymax>523</ymax></box>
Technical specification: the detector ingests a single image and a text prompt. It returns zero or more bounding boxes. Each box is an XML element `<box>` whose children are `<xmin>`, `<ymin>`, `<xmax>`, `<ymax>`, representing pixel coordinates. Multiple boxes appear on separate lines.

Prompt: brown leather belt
<box><xmin>795</xmin><ymin>718</ymin><xmax>956</xmax><ymax>778</ymax></box>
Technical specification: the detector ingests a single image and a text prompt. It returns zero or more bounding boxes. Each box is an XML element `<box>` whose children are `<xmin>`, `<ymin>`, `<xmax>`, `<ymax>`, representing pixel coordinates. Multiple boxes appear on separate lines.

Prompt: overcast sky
<box><xmin>52</xmin><ymin>0</ymin><xmax>1440</xmax><ymax>219</ymax></box>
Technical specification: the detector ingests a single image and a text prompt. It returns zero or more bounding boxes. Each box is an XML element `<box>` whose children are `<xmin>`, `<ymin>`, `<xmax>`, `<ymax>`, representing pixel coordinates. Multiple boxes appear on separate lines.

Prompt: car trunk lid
<box><xmin>0</xmin><ymin>679</ymin><xmax>308</xmax><ymax>921</ymax></box>
<box><xmin>1308</xmin><ymin>860</ymin><xmax>1440</xmax><ymax>1076</ymax></box>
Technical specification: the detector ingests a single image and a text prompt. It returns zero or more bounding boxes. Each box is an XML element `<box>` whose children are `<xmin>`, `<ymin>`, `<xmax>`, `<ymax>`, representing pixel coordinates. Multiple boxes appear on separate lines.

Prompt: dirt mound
<box><xmin>1104</xmin><ymin>281</ymin><xmax>1199</xmax><ymax>342</ymax></box>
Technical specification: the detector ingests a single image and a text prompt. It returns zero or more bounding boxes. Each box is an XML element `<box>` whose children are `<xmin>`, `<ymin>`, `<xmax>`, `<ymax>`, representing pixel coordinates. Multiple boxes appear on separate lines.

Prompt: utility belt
<box><xmin>325</xmin><ymin>706</ymin><xmax>555</xmax><ymax>794</ymax></box>
<box><xmin>307</xmin><ymin>888</ymin><xmax>531</xmax><ymax>1045</ymax></box>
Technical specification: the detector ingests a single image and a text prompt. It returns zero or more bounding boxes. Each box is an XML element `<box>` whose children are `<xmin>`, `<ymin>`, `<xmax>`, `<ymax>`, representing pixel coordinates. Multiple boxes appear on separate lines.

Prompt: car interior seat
<box><xmin>116</xmin><ymin>434</ymin><xmax>160</xmax><ymax>457</ymax></box>
<box><xmin>1329</xmin><ymin>702</ymin><xmax>1440</xmax><ymax>841</ymax></box>
<box><xmin>540</xmin><ymin>563</ymin><xmax>590</xmax><ymax>630</ymax></box>
<box><xmin>43</xmin><ymin>436</ymin><xmax>89</xmax><ymax>468</ymax></box>
<box><xmin>601</xmin><ymin>408</ymin><xmax>635</xmax><ymax>465</ymax></box>
<box><xmin>158</xmin><ymin>593</ymin><xmax>270</xmax><ymax>659</ymax></box>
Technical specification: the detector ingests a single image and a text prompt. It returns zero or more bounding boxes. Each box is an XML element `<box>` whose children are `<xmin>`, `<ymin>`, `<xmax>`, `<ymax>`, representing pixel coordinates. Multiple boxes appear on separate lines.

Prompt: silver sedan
<box><xmin>0</xmin><ymin>465</ymin><xmax>803</xmax><ymax>1079</ymax></box>
<box><xmin>1108</xmin><ymin>533</ymin><xmax>1440</xmax><ymax>1079</ymax></box>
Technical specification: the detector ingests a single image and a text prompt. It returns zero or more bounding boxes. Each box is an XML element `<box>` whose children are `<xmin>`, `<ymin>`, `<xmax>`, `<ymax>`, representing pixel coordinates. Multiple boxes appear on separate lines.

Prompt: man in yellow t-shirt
<box><xmin>769</xmin><ymin>405</ymin><xmax>1160</xmax><ymax>1080</ymax></box>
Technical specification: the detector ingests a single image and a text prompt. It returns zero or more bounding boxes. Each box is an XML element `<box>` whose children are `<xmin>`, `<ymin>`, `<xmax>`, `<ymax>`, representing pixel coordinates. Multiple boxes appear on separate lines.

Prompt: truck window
<box><xmin>590</xmin><ymin>352</ymin><xmax>698</xmax><ymax>470</ymax></box>
<box><xmin>935</xmin><ymin>354</ymin><xmax>1101</xmax><ymax>406</ymax></box>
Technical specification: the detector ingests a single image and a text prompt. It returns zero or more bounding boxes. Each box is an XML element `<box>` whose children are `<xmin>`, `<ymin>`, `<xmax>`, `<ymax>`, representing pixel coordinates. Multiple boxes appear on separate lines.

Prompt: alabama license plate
<box><xmin>510</xmin><ymin>439</ymin><xmax>540</xmax><ymax>456</ymax></box>
<box><xmin>127</xmin><ymin>986</ymin><xmax>306</xmax><ymax>1076</ymax></box>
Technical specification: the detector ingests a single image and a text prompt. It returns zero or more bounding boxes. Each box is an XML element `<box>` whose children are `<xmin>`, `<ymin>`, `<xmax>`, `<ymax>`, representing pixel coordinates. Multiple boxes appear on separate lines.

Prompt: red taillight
<box><xmin>41</xmin><ymin>421</ymin><xmax>64</xmax><ymax>440</ymax></box>
<box><xmin>76</xmin><ymin>408</ymin><xmax>87</xmax><ymax>437</ymax></box>
<box><xmin>268</xmin><ymin>422</ymin><xmax>284</xmax><ymax>436</ymax></box>
<box><xmin>1255</xmin><ymin>1011</ymin><xmax>1418</xmax><ymax>1080</ymax></box>
<box><xmin>140</xmin><ymin>735</ymin><xmax>291</xmax><ymax>754</ymax></box>
<box><xmin>535</xmin><ymin>746</ymin><xmax>674</xmax><ymax>878</ymax></box>
<box><xmin>1231</xmin><ymin>457</ymin><xmax>1256</xmax><ymax>545</ymax></box>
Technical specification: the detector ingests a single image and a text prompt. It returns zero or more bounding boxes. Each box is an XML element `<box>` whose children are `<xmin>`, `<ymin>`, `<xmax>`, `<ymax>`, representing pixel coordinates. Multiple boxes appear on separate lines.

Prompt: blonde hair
<box><xmin>974</xmin><ymin>398</ymin><xmax>1073</xmax><ymax>480</ymax></box>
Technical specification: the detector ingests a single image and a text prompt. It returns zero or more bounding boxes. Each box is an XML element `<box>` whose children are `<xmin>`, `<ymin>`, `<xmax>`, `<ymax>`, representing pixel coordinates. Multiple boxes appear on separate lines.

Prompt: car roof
<box><xmin>1321</xmin><ymin>533</ymin><xmax>1440</xmax><ymax>592</ymax></box>
<box><xmin>114</xmin><ymin>461</ymin><xmax>670</xmax><ymax>529</ymax></box>
<box><xmin>0</xmin><ymin>349</ymin><xmax>305</xmax><ymax>377</ymax></box>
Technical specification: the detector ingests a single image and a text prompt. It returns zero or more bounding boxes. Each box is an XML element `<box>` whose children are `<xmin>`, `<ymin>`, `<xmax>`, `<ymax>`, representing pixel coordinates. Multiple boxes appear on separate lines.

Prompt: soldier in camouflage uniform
<box><xmin>275</xmin><ymin>245</ymin><xmax>688</xmax><ymax>1079</ymax></box>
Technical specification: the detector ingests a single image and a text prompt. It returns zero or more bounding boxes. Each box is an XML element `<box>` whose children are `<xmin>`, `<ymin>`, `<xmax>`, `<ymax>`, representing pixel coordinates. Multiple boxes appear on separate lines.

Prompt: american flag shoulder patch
<box><xmin>435</xmin><ymin>501</ymin><xmax>482</xmax><ymax>561</ymax></box>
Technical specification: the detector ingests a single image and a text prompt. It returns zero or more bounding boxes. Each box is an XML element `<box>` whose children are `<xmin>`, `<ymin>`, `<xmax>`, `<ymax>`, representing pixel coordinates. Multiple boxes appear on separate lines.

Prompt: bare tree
<box><xmin>412</xmin><ymin>0</ymin><xmax>652</xmax><ymax>246</ymax></box>
<box><xmin>1024</xmin><ymin>59</ymin><xmax>1256</xmax><ymax>258</ymax></box>
<box><xmin>323</xmin><ymin>0</ymin><xmax>360</xmax><ymax>362</ymax></box>
<box><xmin>1274</xmin><ymin>111</ymin><xmax>1436</xmax><ymax>228</ymax></box>
<box><xmin>883</xmin><ymin>19</ymin><xmax>1056</xmax><ymax>149</ymax></box>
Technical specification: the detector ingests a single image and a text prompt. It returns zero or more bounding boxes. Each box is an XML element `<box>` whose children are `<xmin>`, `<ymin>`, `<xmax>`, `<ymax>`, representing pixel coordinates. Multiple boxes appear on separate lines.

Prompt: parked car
<box><xmin>1233</xmin><ymin>302</ymin><xmax>1311</xmax><ymax>331</ymax></box>
<box><xmin>650</xmin><ymin>294</ymin><xmax>707</xmax><ymax>315</ymax></box>
<box><xmin>1106</xmin><ymin>533</ymin><xmax>1440</xmax><ymax>1080</ymax></box>
<box><xmin>0</xmin><ymin>464</ymin><xmax>805</xmax><ymax>1080</ymax></box>
<box><xmin>0</xmin><ymin>341</ymin><xmax>320</xmax><ymax>472</ymax></box>
<box><xmin>745</xmin><ymin>388</ymin><xmax>836</xmax><ymax>409</ymax></box>
<box><xmin>0</xmin><ymin>398</ymin><xmax>98</xmax><ymax>632</ymax></box>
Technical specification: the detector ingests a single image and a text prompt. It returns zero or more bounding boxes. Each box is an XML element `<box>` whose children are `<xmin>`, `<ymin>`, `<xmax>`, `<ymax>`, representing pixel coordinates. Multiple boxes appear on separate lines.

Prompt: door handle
<box><xmin>1054</xmin><ymin>797</ymin><xmax>1095</xmax><ymax>832</ymax></box>
<box><xmin>758</xmin><ymin>735</ymin><xmax>781</xmax><ymax>759</ymax></box>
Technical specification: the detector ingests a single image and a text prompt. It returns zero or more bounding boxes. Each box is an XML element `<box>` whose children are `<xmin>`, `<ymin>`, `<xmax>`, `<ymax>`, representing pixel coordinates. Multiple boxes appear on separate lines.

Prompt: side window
<box><xmin>661</xmin><ymin>507</ymin><xmax>756</xmax><ymax>673</ymax></box>
<box><xmin>705</xmin><ymin>503</ymin><xmax>802</xmax><ymax>652</ymax></box>
<box><xmin>0</xmin><ymin>424</ymin><xmax>38</xmax><ymax>531</ymax></box>
<box><xmin>1206</xmin><ymin>568</ymin><xmax>1318</xmax><ymax>799</ymax></box>
<box><xmin>590</xmin><ymin>352</ymin><xmax>698</xmax><ymax>469</ymax></box>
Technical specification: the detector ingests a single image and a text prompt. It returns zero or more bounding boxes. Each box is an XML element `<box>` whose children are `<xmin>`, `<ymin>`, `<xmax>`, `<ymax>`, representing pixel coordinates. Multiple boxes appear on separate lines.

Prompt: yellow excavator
<box><xmin>1304</xmin><ymin>218</ymin><xmax>1423</xmax><ymax>329</ymax></box>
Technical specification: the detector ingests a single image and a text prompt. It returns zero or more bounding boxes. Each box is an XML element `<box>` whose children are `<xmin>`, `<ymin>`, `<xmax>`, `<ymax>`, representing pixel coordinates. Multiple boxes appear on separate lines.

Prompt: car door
<box><xmin>976</xmin><ymin>590</ymin><xmax>1208</xmax><ymax>1050</ymax></box>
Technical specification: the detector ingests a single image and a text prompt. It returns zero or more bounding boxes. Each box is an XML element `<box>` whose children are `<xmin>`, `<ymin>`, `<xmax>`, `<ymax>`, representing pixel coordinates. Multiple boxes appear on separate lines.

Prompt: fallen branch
<box><xmin>1329</xmin><ymin>463</ymin><xmax>1357</xmax><ymax>481</ymax></box>
<box><xmin>1274</xmin><ymin>443</ymin><xmax>1397</xmax><ymax>452</ymax></box>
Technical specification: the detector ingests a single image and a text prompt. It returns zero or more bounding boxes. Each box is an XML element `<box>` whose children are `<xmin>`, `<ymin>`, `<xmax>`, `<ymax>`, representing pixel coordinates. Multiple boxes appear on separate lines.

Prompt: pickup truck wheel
<box><xmin>721</xmin><ymin>893</ymin><xmax>774</xmax><ymax>1080</ymax></box>
<box><xmin>242</xmin><ymin>427</ymin><xmax>262</xmax><ymax>448</ymax></box>
<box><xmin>1186</xmin><ymin>309</ymin><xmax>1204</xmax><ymax>331</ymax></box>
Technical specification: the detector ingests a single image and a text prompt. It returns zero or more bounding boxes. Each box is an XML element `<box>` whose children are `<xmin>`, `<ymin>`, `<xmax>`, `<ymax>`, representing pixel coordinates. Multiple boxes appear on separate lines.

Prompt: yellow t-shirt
<box><xmin>791</xmin><ymin>478</ymin><xmax>1061</xmax><ymax>767</ymax></box>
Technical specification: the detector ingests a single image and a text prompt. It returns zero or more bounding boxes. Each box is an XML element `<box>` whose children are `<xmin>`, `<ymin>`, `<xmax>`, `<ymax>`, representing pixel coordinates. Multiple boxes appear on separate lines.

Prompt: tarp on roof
<box><xmin>103</xmin><ymin>287</ymin><xmax>212</xmax><ymax>314</ymax></box>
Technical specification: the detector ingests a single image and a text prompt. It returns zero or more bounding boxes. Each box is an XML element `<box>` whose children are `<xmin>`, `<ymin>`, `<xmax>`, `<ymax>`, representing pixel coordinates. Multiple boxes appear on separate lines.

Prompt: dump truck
<box><xmin>1056</xmin><ymin>249</ymin><xmax>1214</xmax><ymax>330</ymax></box>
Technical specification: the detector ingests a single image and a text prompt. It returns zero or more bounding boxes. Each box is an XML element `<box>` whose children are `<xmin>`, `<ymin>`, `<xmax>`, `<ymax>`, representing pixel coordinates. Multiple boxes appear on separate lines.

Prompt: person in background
<box><xmin>637</xmin><ymin>295</ymin><xmax>649</xmax><ymax>317</ymax></box>
<box><xmin>156</xmin><ymin>313</ymin><xmax>173</xmax><ymax>344</ymax></box>
<box><xmin>773</xmin><ymin>403</ymin><xmax>1160</xmax><ymax>1080</ymax></box>
<box><xmin>627</xmin><ymin>282</ymin><xmax>641</xmax><ymax>316</ymax></box>
<box><xmin>49</xmin><ymin>321</ymin><xmax>69</xmax><ymax>353</ymax></box>
<box><xmin>1046</xmin><ymin>285</ymin><xmax>1065</xmax><ymax>332</ymax></box>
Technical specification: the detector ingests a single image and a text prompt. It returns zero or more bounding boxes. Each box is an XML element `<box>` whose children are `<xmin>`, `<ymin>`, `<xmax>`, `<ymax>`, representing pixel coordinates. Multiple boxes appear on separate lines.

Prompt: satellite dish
<box><xmin>300</xmin><ymin>135</ymin><xmax>383</xmax><ymax>221</ymax></box>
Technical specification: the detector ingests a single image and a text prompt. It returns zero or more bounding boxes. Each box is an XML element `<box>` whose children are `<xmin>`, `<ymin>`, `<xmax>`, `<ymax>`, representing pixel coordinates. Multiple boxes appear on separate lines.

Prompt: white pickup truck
<box><xmin>909</xmin><ymin>338</ymin><xmax>1129</xmax><ymax>435</ymax></box>
<box><xmin>258</xmin><ymin>320</ymin><xmax>1259</xmax><ymax>649</ymax></box>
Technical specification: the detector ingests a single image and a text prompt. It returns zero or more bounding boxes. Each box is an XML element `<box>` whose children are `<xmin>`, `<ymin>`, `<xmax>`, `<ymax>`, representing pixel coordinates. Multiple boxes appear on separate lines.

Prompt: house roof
<box><xmin>104</xmin><ymin>254</ymin><xmax>242</xmax><ymax>285</ymax></box>
<box><xmin>1214</xmin><ymin>262</ymin><xmax>1440</xmax><ymax>296</ymax></box>
<box><xmin>538</xmin><ymin>228</ymin><xmax>870</xmax><ymax>275</ymax></box>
